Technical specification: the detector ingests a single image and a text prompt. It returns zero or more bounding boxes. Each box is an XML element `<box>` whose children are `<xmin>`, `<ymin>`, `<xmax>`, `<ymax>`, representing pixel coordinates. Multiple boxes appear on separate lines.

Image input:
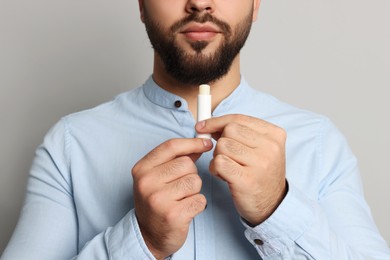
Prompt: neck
<box><xmin>152</xmin><ymin>53</ymin><xmax>242</xmax><ymax>119</ymax></box>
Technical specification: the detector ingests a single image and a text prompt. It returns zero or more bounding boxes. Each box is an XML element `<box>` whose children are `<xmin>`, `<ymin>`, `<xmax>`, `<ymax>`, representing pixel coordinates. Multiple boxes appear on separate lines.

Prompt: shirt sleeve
<box><xmin>1</xmin><ymin>119</ymin><xmax>156</xmax><ymax>260</ymax></box>
<box><xmin>241</xmin><ymin>118</ymin><xmax>390</xmax><ymax>259</ymax></box>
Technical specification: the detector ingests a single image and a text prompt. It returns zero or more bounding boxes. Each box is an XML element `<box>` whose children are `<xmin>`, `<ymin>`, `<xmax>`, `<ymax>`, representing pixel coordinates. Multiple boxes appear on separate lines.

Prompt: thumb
<box><xmin>188</xmin><ymin>139</ymin><xmax>213</xmax><ymax>162</ymax></box>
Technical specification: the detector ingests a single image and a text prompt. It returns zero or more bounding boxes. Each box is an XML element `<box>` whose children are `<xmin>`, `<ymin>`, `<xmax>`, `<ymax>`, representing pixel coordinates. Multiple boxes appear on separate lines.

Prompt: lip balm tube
<box><xmin>197</xmin><ymin>84</ymin><xmax>212</xmax><ymax>139</ymax></box>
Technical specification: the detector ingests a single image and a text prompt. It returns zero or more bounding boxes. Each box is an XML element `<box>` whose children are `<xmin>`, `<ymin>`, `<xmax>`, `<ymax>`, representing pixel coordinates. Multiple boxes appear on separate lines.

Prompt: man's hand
<box><xmin>132</xmin><ymin>138</ymin><xmax>213</xmax><ymax>259</ymax></box>
<box><xmin>196</xmin><ymin>114</ymin><xmax>287</xmax><ymax>226</ymax></box>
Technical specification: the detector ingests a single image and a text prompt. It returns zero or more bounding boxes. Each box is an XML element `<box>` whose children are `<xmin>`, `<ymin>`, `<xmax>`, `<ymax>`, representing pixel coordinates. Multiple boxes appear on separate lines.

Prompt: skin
<box><xmin>138</xmin><ymin>0</ymin><xmax>260</xmax><ymax>116</ymax></box>
<box><xmin>133</xmin><ymin>1</ymin><xmax>287</xmax><ymax>259</ymax></box>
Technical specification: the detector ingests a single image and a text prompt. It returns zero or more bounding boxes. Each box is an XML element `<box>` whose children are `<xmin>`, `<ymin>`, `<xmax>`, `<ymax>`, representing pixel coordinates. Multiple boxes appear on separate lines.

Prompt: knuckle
<box><xmin>258</xmin><ymin>158</ymin><xmax>271</xmax><ymax>171</ymax></box>
<box><xmin>136</xmin><ymin>176</ymin><xmax>151</xmax><ymax>193</ymax></box>
<box><xmin>278</xmin><ymin>127</ymin><xmax>287</xmax><ymax>140</ymax></box>
<box><xmin>215</xmin><ymin>137</ymin><xmax>227</xmax><ymax>150</ymax></box>
<box><xmin>224</xmin><ymin>122</ymin><xmax>239</xmax><ymax>136</ymax></box>
<box><xmin>175</xmin><ymin>174</ymin><xmax>198</xmax><ymax>192</ymax></box>
<box><xmin>147</xmin><ymin>192</ymin><xmax>163</xmax><ymax>209</ymax></box>
<box><xmin>240</xmin><ymin>125</ymin><xmax>257</xmax><ymax>142</ymax></box>
<box><xmin>213</xmin><ymin>154</ymin><xmax>226</xmax><ymax>169</ymax></box>
<box><xmin>160</xmin><ymin>156</ymin><xmax>194</xmax><ymax>178</ymax></box>
<box><xmin>268</xmin><ymin>139</ymin><xmax>283</xmax><ymax>154</ymax></box>
<box><xmin>179</xmin><ymin>155</ymin><xmax>192</xmax><ymax>164</ymax></box>
<box><xmin>191</xmin><ymin>174</ymin><xmax>202</xmax><ymax>192</ymax></box>
<box><xmin>179</xmin><ymin>156</ymin><xmax>196</xmax><ymax>171</ymax></box>
<box><xmin>188</xmin><ymin>195</ymin><xmax>207</xmax><ymax>213</ymax></box>
<box><xmin>214</xmin><ymin>155</ymin><xmax>243</xmax><ymax>177</ymax></box>
<box><xmin>224</xmin><ymin>120</ymin><xmax>258</xmax><ymax>143</ymax></box>
<box><xmin>131</xmin><ymin>163</ymin><xmax>140</xmax><ymax>177</ymax></box>
<box><xmin>227</xmin><ymin>140</ymin><xmax>245</xmax><ymax>155</ymax></box>
<box><xmin>165</xmin><ymin>208</ymin><xmax>180</xmax><ymax>224</ymax></box>
<box><xmin>164</xmin><ymin>139</ymin><xmax>179</xmax><ymax>151</ymax></box>
<box><xmin>268</xmin><ymin>124</ymin><xmax>286</xmax><ymax>139</ymax></box>
<box><xmin>215</xmin><ymin>137</ymin><xmax>228</xmax><ymax>152</ymax></box>
<box><xmin>132</xmin><ymin>160</ymin><xmax>150</xmax><ymax>178</ymax></box>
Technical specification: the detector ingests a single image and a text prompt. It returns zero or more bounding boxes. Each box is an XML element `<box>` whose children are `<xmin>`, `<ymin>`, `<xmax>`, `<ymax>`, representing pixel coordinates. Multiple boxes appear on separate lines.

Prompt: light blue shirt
<box><xmin>2</xmin><ymin>76</ymin><xmax>390</xmax><ymax>260</ymax></box>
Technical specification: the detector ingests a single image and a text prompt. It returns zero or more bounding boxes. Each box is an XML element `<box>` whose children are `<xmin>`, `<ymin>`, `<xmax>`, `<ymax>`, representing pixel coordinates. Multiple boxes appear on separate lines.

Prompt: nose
<box><xmin>185</xmin><ymin>0</ymin><xmax>215</xmax><ymax>14</ymax></box>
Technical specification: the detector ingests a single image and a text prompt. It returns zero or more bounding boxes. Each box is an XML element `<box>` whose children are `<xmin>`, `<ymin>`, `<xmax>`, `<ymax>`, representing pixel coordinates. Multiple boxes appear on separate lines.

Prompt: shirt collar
<box><xmin>142</xmin><ymin>75</ymin><xmax>252</xmax><ymax>114</ymax></box>
<box><xmin>212</xmin><ymin>76</ymin><xmax>250</xmax><ymax>116</ymax></box>
<box><xmin>142</xmin><ymin>76</ymin><xmax>189</xmax><ymax>111</ymax></box>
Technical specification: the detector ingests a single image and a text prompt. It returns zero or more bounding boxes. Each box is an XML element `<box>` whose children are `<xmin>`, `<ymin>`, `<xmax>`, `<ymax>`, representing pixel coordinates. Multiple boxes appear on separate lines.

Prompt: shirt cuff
<box><xmin>105</xmin><ymin>209</ymin><xmax>157</xmax><ymax>259</ymax></box>
<box><xmin>241</xmin><ymin>181</ymin><xmax>316</xmax><ymax>258</ymax></box>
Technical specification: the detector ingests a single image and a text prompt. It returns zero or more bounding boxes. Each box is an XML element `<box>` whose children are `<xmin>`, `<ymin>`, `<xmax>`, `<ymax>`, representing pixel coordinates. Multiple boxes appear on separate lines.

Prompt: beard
<box><xmin>143</xmin><ymin>8</ymin><xmax>253</xmax><ymax>86</ymax></box>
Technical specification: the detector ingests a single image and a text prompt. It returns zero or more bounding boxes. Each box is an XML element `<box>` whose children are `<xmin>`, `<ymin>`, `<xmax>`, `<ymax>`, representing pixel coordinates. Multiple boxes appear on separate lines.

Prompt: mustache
<box><xmin>171</xmin><ymin>12</ymin><xmax>232</xmax><ymax>36</ymax></box>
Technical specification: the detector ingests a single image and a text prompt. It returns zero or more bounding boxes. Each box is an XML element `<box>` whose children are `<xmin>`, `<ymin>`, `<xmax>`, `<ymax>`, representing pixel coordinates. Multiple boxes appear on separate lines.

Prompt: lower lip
<box><xmin>183</xmin><ymin>31</ymin><xmax>218</xmax><ymax>41</ymax></box>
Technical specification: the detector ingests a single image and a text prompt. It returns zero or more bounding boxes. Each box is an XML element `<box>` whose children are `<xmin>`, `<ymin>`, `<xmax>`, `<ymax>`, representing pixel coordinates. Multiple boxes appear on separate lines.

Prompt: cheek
<box><xmin>215</xmin><ymin>2</ymin><xmax>254</xmax><ymax>26</ymax></box>
<box><xmin>144</xmin><ymin>1</ymin><xmax>186</xmax><ymax>30</ymax></box>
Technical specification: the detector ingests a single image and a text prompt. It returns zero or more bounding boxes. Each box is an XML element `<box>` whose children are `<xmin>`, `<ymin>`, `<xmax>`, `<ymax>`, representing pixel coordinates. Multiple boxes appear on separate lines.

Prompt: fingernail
<box><xmin>203</xmin><ymin>139</ymin><xmax>212</xmax><ymax>147</ymax></box>
<box><xmin>197</xmin><ymin>120</ymin><xmax>206</xmax><ymax>129</ymax></box>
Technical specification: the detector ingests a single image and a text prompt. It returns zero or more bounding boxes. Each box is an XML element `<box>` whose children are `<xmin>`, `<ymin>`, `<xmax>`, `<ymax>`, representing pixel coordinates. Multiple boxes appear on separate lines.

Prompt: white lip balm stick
<box><xmin>197</xmin><ymin>84</ymin><xmax>212</xmax><ymax>139</ymax></box>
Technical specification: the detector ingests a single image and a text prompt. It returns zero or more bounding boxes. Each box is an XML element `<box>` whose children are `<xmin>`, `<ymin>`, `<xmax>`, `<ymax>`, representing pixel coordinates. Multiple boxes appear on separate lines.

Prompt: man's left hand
<box><xmin>196</xmin><ymin>114</ymin><xmax>287</xmax><ymax>226</ymax></box>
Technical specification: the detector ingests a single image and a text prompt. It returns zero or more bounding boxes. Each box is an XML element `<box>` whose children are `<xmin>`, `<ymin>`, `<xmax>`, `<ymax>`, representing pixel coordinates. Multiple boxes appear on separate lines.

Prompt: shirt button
<box><xmin>254</xmin><ymin>239</ymin><xmax>264</xmax><ymax>246</ymax></box>
<box><xmin>174</xmin><ymin>100</ymin><xmax>182</xmax><ymax>108</ymax></box>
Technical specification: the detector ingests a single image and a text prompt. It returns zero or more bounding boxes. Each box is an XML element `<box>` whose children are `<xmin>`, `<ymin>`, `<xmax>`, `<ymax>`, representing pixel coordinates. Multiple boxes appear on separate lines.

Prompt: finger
<box><xmin>209</xmin><ymin>154</ymin><xmax>246</xmax><ymax>185</ymax></box>
<box><xmin>144</xmin><ymin>173</ymin><xmax>202</xmax><ymax>214</ymax></box>
<box><xmin>196</xmin><ymin>114</ymin><xmax>280</xmax><ymax>140</ymax></box>
<box><xmin>214</xmin><ymin>137</ymin><xmax>256</xmax><ymax>166</ymax></box>
<box><xmin>134</xmin><ymin>138</ymin><xmax>213</xmax><ymax>172</ymax></box>
<box><xmin>155</xmin><ymin>156</ymin><xmax>198</xmax><ymax>183</ymax></box>
<box><xmin>158</xmin><ymin>173</ymin><xmax>202</xmax><ymax>201</ymax></box>
<box><xmin>175</xmin><ymin>194</ymin><xmax>207</xmax><ymax>224</ymax></box>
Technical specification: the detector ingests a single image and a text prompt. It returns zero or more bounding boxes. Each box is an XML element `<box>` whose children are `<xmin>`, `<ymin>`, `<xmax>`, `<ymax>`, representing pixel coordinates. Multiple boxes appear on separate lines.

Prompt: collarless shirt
<box><xmin>2</xmin><ymin>76</ymin><xmax>390</xmax><ymax>260</ymax></box>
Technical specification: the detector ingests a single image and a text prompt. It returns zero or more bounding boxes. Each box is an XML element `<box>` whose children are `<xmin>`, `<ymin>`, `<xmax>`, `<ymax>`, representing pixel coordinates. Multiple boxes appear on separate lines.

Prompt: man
<box><xmin>2</xmin><ymin>0</ymin><xmax>390</xmax><ymax>259</ymax></box>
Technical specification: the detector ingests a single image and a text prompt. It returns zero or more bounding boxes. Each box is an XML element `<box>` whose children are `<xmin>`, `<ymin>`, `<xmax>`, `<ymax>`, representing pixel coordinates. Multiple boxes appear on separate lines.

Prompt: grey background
<box><xmin>1</xmin><ymin>0</ymin><xmax>389</xmax><ymax>253</ymax></box>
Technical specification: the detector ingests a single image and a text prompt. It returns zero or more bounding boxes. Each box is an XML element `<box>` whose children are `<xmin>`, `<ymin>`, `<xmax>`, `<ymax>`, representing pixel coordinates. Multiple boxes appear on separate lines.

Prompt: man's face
<box><xmin>140</xmin><ymin>1</ymin><xmax>258</xmax><ymax>86</ymax></box>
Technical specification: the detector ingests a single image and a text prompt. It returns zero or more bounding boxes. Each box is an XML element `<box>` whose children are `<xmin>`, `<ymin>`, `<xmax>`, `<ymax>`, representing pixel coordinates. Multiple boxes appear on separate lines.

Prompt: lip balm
<box><xmin>196</xmin><ymin>84</ymin><xmax>212</xmax><ymax>139</ymax></box>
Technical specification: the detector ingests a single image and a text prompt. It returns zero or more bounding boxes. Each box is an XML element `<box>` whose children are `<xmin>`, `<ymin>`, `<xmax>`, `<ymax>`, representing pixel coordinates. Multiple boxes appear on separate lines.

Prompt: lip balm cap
<box><xmin>199</xmin><ymin>84</ymin><xmax>210</xmax><ymax>95</ymax></box>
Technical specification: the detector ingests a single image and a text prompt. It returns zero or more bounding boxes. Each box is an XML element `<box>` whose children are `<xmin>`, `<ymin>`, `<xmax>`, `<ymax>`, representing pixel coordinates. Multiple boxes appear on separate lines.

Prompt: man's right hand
<box><xmin>132</xmin><ymin>138</ymin><xmax>213</xmax><ymax>260</ymax></box>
